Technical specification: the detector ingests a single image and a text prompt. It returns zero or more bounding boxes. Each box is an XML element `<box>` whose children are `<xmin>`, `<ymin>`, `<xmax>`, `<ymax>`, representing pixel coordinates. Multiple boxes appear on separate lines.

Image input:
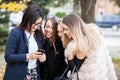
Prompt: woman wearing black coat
<box><xmin>39</xmin><ymin>17</ymin><xmax>67</xmax><ymax>80</ymax></box>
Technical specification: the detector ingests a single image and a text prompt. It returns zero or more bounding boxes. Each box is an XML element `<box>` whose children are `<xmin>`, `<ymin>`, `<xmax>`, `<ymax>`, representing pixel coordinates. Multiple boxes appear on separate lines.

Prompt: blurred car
<box><xmin>95</xmin><ymin>14</ymin><xmax>120</xmax><ymax>31</ymax></box>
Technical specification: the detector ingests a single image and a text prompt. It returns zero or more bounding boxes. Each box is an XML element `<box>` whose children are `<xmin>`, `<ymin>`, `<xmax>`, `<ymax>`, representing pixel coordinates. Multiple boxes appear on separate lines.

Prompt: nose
<box><xmin>35</xmin><ymin>26</ymin><xmax>39</xmax><ymax>30</ymax></box>
<box><xmin>63</xmin><ymin>31</ymin><xmax>66</xmax><ymax>34</ymax></box>
<box><xmin>47</xmin><ymin>27</ymin><xmax>52</xmax><ymax>32</ymax></box>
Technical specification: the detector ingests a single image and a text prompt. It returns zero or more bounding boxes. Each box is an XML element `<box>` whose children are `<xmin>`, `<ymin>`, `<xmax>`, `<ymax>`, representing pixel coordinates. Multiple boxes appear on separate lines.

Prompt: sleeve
<box><xmin>68</xmin><ymin>59</ymin><xmax>75</xmax><ymax>71</ymax></box>
<box><xmin>104</xmin><ymin>45</ymin><xmax>117</xmax><ymax>80</ymax></box>
<box><xmin>4</xmin><ymin>29</ymin><xmax>26</xmax><ymax>63</ymax></box>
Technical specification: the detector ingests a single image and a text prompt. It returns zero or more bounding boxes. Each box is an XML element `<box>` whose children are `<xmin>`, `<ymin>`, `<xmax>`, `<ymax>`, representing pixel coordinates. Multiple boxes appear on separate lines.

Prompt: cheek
<box><xmin>65</xmin><ymin>31</ymin><xmax>69</xmax><ymax>36</ymax></box>
<box><xmin>44</xmin><ymin>28</ymin><xmax>53</xmax><ymax>38</ymax></box>
<box><xmin>67</xmin><ymin>32</ymin><xmax>72</xmax><ymax>39</ymax></box>
<box><xmin>31</xmin><ymin>27</ymin><xmax>37</xmax><ymax>31</ymax></box>
<box><xmin>44</xmin><ymin>28</ymin><xmax>47</xmax><ymax>33</ymax></box>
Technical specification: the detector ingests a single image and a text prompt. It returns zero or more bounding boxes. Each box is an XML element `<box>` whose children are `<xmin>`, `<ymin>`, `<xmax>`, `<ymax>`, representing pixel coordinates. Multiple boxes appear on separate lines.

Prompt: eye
<box><xmin>64</xmin><ymin>28</ymin><xmax>68</xmax><ymax>31</ymax></box>
<box><xmin>45</xmin><ymin>25</ymin><xmax>50</xmax><ymax>28</ymax></box>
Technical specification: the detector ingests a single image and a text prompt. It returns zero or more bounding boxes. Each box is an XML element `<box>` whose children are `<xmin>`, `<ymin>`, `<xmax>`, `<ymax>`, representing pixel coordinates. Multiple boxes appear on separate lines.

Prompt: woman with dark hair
<box><xmin>3</xmin><ymin>5</ymin><xmax>46</xmax><ymax>80</ymax></box>
<box><xmin>39</xmin><ymin>17</ymin><xmax>67</xmax><ymax>80</ymax></box>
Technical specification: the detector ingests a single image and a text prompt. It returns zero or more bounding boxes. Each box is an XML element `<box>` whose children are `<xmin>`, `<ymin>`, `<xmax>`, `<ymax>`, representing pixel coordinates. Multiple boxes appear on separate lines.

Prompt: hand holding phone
<box><xmin>37</xmin><ymin>49</ymin><xmax>45</xmax><ymax>55</ymax></box>
<box><xmin>37</xmin><ymin>49</ymin><xmax>46</xmax><ymax>62</ymax></box>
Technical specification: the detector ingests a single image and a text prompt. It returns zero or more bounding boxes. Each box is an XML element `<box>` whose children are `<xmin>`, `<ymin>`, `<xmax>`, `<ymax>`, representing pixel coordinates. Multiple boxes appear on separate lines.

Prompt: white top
<box><xmin>25</xmin><ymin>31</ymin><xmax>38</xmax><ymax>69</ymax></box>
<box><xmin>65</xmin><ymin>40</ymin><xmax>117</xmax><ymax>80</ymax></box>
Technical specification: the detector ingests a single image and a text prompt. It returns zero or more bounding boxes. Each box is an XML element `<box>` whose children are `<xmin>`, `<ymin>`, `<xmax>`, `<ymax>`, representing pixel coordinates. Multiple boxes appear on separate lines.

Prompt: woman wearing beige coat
<box><xmin>60</xmin><ymin>14</ymin><xmax>117</xmax><ymax>80</ymax></box>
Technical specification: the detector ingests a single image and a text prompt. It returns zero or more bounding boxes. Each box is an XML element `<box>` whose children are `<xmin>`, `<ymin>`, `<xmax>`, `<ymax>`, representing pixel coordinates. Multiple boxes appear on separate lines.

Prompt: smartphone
<box><xmin>37</xmin><ymin>49</ymin><xmax>45</xmax><ymax>55</ymax></box>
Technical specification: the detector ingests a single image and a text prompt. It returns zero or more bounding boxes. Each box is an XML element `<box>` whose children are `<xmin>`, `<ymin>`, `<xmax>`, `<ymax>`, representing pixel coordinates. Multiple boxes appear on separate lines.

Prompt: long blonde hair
<box><xmin>62</xmin><ymin>14</ymin><xmax>102</xmax><ymax>56</ymax></box>
<box><xmin>58</xmin><ymin>20</ymin><xmax>71</xmax><ymax>48</ymax></box>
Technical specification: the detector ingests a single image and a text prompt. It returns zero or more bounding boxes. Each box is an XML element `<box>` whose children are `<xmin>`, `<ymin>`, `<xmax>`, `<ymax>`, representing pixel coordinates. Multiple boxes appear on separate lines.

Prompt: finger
<box><xmin>35</xmin><ymin>52</ymin><xmax>43</xmax><ymax>55</ymax></box>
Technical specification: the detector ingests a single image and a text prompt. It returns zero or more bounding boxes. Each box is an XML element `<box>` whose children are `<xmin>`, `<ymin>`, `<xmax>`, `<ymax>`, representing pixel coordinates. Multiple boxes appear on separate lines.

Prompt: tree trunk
<box><xmin>80</xmin><ymin>0</ymin><xmax>96</xmax><ymax>23</ymax></box>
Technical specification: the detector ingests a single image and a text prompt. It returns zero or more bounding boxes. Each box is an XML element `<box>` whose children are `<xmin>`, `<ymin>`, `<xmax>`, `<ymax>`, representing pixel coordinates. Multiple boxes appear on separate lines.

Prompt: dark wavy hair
<box><xmin>44</xmin><ymin>17</ymin><xmax>60</xmax><ymax>43</ymax></box>
<box><xmin>19</xmin><ymin>4</ymin><xmax>44</xmax><ymax>44</ymax></box>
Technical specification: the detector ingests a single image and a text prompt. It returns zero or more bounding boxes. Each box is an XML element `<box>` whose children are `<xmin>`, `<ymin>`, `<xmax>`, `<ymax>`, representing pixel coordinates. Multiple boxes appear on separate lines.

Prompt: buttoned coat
<box><xmin>3</xmin><ymin>27</ymin><xmax>42</xmax><ymax>80</ymax></box>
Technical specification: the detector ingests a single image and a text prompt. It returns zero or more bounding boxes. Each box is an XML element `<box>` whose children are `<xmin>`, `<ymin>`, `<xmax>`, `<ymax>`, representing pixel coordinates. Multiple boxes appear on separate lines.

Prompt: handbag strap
<box><xmin>75</xmin><ymin>66</ymin><xmax>79</xmax><ymax>80</ymax></box>
<box><xmin>59</xmin><ymin>66</ymin><xmax>68</xmax><ymax>80</ymax></box>
<box><xmin>69</xmin><ymin>66</ymin><xmax>79</xmax><ymax>80</ymax></box>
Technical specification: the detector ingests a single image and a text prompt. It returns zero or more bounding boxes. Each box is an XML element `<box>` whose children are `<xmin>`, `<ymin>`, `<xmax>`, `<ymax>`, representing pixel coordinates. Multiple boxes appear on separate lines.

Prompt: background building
<box><xmin>95</xmin><ymin>0</ymin><xmax>120</xmax><ymax>15</ymax></box>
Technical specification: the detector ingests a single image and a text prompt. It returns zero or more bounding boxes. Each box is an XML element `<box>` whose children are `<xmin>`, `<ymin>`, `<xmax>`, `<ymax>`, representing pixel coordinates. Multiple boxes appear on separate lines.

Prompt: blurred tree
<box><xmin>1</xmin><ymin>0</ymin><xmax>98</xmax><ymax>23</ymax></box>
<box><xmin>29</xmin><ymin>0</ymin><xmax>69</xmax><ymax>15</ymax></box>
<box><xmin>71</xmin><ymin>0</ymin><xmax>96</xmax><ymax>23</ymax></box>
<box><xmin>80</xmin><ymin>0</ymin><xmax>96</xmax><ymax>23</ymax></box>
<box><xmin>27</xmin><ymin>0</ymin><xmax>49</xmax><ymax>15</ymax></box>
<box><xmin>0</xmin><ymin>11</ymin><xmax>10</xmax><ymax>24</ymax></box>
<box><xmin>55</xmin><ymin>12</ymin><xmax>66</xmax><ymax>18</ymax></box>
<box><xmin>113</xmin><ymin>0</ymin><xmax>120</xmax><ymax>6</ymax></box>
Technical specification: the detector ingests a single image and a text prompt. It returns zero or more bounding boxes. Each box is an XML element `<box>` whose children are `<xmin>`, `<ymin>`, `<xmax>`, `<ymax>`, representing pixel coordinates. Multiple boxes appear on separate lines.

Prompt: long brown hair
<box><xmin>44</xmin><ymin>17</ymin><xmax>60</xmax><ymax>43</ymax></box>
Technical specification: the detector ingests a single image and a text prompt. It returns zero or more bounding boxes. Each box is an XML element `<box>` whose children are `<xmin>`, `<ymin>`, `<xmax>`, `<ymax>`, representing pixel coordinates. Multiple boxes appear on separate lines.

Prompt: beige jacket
<box><xmin>65</xmin><ymin>40</ymin><xmax>117</xmax><ymax>80</ymax></box>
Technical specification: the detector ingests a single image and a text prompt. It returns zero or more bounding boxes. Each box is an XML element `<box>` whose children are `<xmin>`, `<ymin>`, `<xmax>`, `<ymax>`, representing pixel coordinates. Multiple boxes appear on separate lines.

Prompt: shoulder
<box><xmin>11</xmin><ymin>27</ymin><xmax>23</xmax><ymax>34</ymax></box>
<box><xmin>87</xmin><ymin>23</ymin><xmax>102</xmax><ymax>35</ymax></box>
<box><xmin>67</xmin><ymin>40</ymin><xmax>76</xmax><ymax>49</ymax></box>
<box><xmin>64</xmin><ymin>40</ymin><xmax>76</xmax><ymax>57</ymax></box>
<box><xmin>10</xmin><ymin>27</ymin><xmax>23</xmax><ymax>36</ymax></box>
<box><xmin>8</xmin><ymin>27</ymin><xmax>24</xmax><ymax>41</ymax></box>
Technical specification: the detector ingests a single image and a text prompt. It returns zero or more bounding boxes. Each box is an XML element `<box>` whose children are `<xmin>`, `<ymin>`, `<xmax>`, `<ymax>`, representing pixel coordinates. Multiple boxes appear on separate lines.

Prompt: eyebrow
<box><xmin>34</xmin><ymin>21</ymin><xmax>41</xmax><ymax>24</ymax></box>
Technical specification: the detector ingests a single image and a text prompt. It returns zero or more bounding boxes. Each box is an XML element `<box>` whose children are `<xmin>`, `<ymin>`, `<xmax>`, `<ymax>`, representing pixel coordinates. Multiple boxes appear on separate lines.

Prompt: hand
<box><xmin>26</xmin><ymin>52</ymin><xmax>43</xmax><ymax>60</ymax></box>
<box><xmin>37</xmin><ymin>53</ymin><xmax>46</xmax><ymax>62</ymax></box>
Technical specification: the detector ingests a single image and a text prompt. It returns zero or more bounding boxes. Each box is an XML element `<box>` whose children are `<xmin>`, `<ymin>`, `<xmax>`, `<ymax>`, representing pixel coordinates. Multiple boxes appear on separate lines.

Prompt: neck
<box><xmin>25</xmin><ymin>30</ymin><xmax>35</xmax><ymax>35</ymax></box>
<box><xmin>31</xmin><ymin>31</ymin><xmax>35</xmax><ymax>35</ymax></box>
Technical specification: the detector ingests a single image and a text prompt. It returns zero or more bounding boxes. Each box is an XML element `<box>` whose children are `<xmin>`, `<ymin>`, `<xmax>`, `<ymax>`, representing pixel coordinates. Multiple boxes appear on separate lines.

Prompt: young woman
<box><xmin>40</xmin><ymin>17</ymin><xmax>67</xmax><ymax>80</ymax></box>
<box><xmin>61</xmin><ymin>14</ymin><xmax>117</xmax><ymax>80</ymax></box>
<box><xmin>57</xmin><ymin>20</ymin><xmax>71</xmax><ymax>48</ymax></box>
<box><xmin>4</xmin><ymin>5</ymin><xmax>46</xmax><ymax>80</ymax></box>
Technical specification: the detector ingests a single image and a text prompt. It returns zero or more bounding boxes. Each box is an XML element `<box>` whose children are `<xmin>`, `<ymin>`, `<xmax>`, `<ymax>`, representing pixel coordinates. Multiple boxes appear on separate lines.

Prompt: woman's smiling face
<box><xmin>44</xmin><ymin>20</ymin><xmax>54</xmax><ymax>39</ymax></box>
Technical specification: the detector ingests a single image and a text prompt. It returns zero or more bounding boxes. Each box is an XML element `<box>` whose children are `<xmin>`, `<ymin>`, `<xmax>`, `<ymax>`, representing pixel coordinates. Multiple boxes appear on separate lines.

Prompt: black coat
<box><xmin>39</xmin><ymin>39</ymin><xmax>67</xmax><ymax>80</ymax></box>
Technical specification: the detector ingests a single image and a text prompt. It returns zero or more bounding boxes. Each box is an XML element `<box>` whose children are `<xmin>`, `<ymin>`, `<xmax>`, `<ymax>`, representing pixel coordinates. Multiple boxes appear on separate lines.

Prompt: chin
<box><xmin>46</xmin><ymin>35</ymin><xmax>51</xmax><ymax>38</ymax></box>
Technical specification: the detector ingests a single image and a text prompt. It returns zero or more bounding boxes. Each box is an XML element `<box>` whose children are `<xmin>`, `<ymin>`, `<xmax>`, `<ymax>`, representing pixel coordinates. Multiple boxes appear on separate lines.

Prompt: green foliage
<box><xmin>0</xmin><ymin>45</ymin><xmax>5</xmax><ymax>52</ymax></box>
<box><xmin>76</xmin><ymin>11</ymin><xmax>81</xmax><ymax>17</ymax></box>
<box><xmin>112</xmin><ymin>58</ymin><xmax>120</xmax><ymax>63</ymax></box>
<box><xmin>0</xmin><ymin>27</ymin><xmax>8</xmax><ymax>45</ymax></box>
<box><xmin>55</xmin><ymin>12</ymin><xmax>66</xmax><ymax>18</ymax></box>
<box><xmin>29</xmin><ymin>0</ymin><xmax>69</xmax><ymax>15</ymax></box>
<box><xmin>29</xmin><ymin>0</ymin><xmax>49</xmax><ymax>15</ymax></box>
<box><xmin>0</xmin><ymin>11</ymin><xmax>10</xmax><ymax>24</ymax></box>
<box><xmin>48</xmin><ymin>0</ymin><xmax>69</xmax><ymax>7</ymax></box>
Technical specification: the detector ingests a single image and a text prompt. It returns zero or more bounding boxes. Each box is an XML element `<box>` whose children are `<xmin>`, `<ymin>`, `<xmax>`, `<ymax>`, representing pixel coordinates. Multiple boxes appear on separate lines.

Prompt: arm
<box><xmin>4</xmin><ymin>29</ymin><xmax>26</xmax><ymax>63</ymax></box>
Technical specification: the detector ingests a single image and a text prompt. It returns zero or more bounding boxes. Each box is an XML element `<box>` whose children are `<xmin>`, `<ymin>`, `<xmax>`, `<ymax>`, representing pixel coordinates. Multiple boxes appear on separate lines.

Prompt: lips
<box><xmin>46</xmin><ymin>32</ymin><xmax>50</xmax><ymax>35</ymax></box>
<box><xmin>45</xmin><ymin>32</ymin><xmax>52</xmax><ymax>38</ymax></box>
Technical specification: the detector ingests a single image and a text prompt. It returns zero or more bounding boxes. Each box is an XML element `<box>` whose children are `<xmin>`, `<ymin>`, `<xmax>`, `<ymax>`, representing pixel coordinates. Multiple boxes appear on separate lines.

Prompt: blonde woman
<box><xmin>61</xmin><ymin>14</ymin><xmax>117</xmax><ymax>80</ymax></box>
<box><xmin>57</xmin><ymin>20</ymin><xmax>71</xmax><ymax>48</ymax></box>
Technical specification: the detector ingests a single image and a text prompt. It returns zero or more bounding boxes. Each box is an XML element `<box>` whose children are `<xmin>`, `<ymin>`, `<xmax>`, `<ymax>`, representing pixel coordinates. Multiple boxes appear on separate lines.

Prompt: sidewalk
<box><xmin>0</xmin><ymin>53</ymin><xmax>5</xmax><ymax>80</ymax></box>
